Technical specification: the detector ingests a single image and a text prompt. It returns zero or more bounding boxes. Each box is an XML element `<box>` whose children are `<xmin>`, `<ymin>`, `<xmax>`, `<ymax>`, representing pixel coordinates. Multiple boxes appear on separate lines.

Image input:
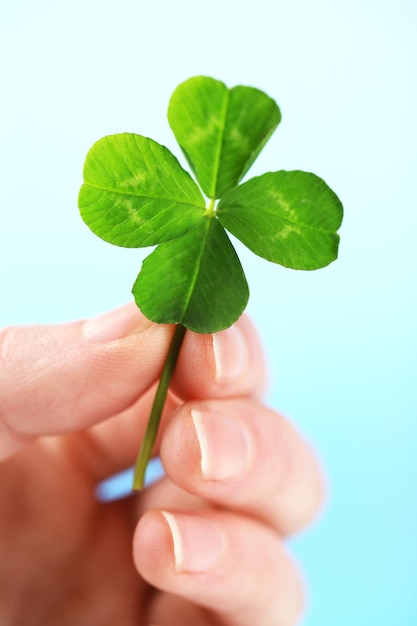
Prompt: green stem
<box><xmin>132</xmin><ymin>324</ymin><xmax>187</xmax><ymax>490</ymax></box>
<box><xmin>206</xmin><ymin>197</ymin><xmax>216</xmax><ymax>215</ymax></box>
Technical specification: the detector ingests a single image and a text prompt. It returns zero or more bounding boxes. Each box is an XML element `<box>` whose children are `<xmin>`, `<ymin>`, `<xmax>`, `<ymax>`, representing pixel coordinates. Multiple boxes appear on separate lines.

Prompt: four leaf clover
<box><xmin>79</xmin><ymin>76</ymin><xmax>343</xmax><ymax>334</ymax></box>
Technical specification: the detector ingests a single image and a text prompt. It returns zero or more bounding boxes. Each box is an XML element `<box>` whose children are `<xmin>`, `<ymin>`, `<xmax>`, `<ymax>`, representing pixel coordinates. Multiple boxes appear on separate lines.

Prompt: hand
<box><xmin>0</xmin><ymin>303</ymin><xmax>324</xmax><ymax>625</ymax></box>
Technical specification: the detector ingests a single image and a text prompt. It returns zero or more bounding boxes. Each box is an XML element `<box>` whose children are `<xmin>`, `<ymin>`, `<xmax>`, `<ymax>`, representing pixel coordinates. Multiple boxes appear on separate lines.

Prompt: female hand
<box><xmin>0</xmin><ymin>303</ymin><xmax>324</xmax><ymax>625</ymax></box>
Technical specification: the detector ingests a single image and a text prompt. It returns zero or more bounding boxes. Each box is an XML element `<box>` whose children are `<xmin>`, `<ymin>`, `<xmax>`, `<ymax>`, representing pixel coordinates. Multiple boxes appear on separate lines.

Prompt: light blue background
<box><xmin>1</xmin><ymin>1</ymin><xmax>416</xmax><ymax>623</ymax></box>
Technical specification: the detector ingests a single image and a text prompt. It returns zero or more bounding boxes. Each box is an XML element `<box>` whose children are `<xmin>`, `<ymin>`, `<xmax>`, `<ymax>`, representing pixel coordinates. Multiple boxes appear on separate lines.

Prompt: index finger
<box><xmin>172</xmin><ymin>314</ymin><xmax>267</xmax><ymax>401</ymax></box>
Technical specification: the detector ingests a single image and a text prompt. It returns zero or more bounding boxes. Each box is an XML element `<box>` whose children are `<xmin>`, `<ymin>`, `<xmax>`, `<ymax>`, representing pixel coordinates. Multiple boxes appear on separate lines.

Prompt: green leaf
<box><xmin>79</xmin><ymin>133</ymin><xmax>205</xmax><ymax>247</ymax></box>
<box><xmin>168</xmin><ymin>76</ymin><xmax>281</xmax><ymax>199</ymax></box>
<box><xmin>217</xmin><ymin>171</ymin><xmax>343</xmax><ymax>270</ymax></box>
<box><xmin>132</xmin><ymin>216</ymin><xmax>249</xmax><ymax>333</ymax></box>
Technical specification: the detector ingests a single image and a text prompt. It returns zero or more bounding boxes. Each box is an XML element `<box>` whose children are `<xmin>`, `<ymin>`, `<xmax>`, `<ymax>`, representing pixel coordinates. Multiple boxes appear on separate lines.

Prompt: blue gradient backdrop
<box><xmin>1</xmin><ymin>1</ymin><xmax>416</xmax><ymax>623</ymax></box>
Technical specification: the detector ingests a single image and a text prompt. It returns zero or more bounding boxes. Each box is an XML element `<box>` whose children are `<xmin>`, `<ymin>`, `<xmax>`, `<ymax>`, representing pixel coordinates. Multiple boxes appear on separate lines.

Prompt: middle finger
<box><xmin>159</xmin><ymin>398</ymin><xmax>325</xmax><ymax>536</ymax></box>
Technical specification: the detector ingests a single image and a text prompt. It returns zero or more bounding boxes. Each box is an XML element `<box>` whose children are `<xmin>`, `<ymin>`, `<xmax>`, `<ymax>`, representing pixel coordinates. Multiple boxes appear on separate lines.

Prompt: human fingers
<box><xmin>134</xmin><ymin>508</ymin><xmax>304</xmax><ymax>626</ymax></box>
<box><xmin>0</xmin><ymin>304</ymin><xmax>265</xmax><ymax>468</ymax></box>
<box><xmin>159</xmin><ymin>398</ymin><xmax>325</xmax><ymax>535</ymax></box>
<box><xmin>76</xmin><ymin>314</ymin><xmax>267</xmax><ymax>483</ymax></box>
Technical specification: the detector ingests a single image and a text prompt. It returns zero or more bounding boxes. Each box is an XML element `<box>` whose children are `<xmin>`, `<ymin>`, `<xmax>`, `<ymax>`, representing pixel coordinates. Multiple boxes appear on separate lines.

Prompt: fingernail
<box><xmin>191</xmin><ymin>409</ymin><xmax>250</xmax><ymax>481</ymax></box>
<box><xmin>160</xmin><ymin>511</ymin><xmax>225</xmax><ymax>573</ymax></box>
<box><xmin>83</xmin><ymin>303</ymin><xmax>151</xmax><ymax>343</ymax></box>
<box><xmin>212</xmin><ymin>324</ymin><xmax>249</xmax><ymax>385</ymax></box>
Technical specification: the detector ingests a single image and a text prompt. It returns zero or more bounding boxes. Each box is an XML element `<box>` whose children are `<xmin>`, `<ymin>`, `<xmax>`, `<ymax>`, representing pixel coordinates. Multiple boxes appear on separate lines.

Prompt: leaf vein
<box><xmin>82</xmin><ymin>182</ymin><xmax>204</xmax><ymax>209</ymax></box>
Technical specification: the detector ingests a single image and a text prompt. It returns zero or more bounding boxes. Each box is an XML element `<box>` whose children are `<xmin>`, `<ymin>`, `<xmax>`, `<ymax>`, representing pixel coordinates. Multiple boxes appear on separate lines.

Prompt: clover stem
<box><xmin>207</xmin><ymin>197</ymin><xmax>216</xmax><ymax>215</ymax></box>
<box><xmin>132</xmin><ymin>323</ymin><xmax>187</xmax><ymax>491</ymax></box>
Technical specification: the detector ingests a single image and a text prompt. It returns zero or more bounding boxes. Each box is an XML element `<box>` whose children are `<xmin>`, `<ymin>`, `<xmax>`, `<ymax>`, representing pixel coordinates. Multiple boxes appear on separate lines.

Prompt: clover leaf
<box><xmin>79</xmin><ymin>75</ymin><xmax>343</xmax><ymax>489</ymax></box>
<box><xmin>133</xmin><ymin>216</ymin><xmax>249</xmax><ymax>333</ymax></box>
<box><xmin>167</xmin><ymin>76</ymin><xmax>281</xmax><ymax>198</ymax></box>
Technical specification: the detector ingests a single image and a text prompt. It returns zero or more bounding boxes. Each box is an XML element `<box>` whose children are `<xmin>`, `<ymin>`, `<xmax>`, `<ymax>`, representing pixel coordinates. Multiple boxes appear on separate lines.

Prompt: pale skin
<box><xmin>0</xmin><ymin>303</ymin><xmax>324</xmax><ymax>626</ymax></box>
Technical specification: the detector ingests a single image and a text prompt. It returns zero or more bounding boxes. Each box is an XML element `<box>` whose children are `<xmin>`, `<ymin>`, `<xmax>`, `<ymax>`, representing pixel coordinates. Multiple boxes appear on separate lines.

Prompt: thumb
<box><xmin>0</xmin><ymin>303</ymin><xmax>174</xmax><ymax>460</ymax></box>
